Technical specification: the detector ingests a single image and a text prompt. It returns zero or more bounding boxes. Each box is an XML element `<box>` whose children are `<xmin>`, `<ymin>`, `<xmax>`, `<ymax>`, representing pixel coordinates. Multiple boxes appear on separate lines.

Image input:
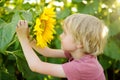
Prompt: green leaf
<box><xmin>81</xmin><ymin>0</ymin><xmax>99</xmax><ymax>14</ymax></box>
<box><xmin>77</xmin><ymin>3</ymin><xmax>85</xmax><ymax>12</ymax></box>
<box><xmin>21</xmin><ymin>11</ymin><xmax>33</xmax><ymax>24</ymax></box>
<box><xmin>109</xmin><ymin>20</ymin><xmax>120</xmax><ymax>37</ymax></box>
<box><xmin>14</xmin><ymin>51</ymin><xmax>45</xmax><ymax>80</ymax></box>
<box><xmin>57</xmin><ymin>8</ymin><xmax>71</xmax><ymax>19</ymax></box>
<box><xmin>0</xmin><ymin>0</ymin><xmax>5</xmax><ymax>7</ymax></box>
<box><xmin>22</xmin><ymin>3</ymin><xmax>32</xmax><ymax>10</ymax></box>
<box><xmin>54</xmin><ymin>39</ymin><xmax>61</xmax><ymax>49</ymax></box>
<box><xmin>1</xmin><ymin>71</ymin><xmax>17</xmax><ymax>80</ymax></box>
<box><xmin>0</xmin><ymin>54</ymin><xmax>3</xmax><ymax>66</ymax></box>
<box><xmin>4</xmin><ymin>56</ymin><xmax>17</xmax><ymax>80</ymax></box>
<box><xmin>104</xmin><ymin>40</ymin><xmax>120</xmax><ymax>60</ymax></box>
<box><xmin>15</xmin><ymin>51</ymin><xmax>32</xmax><ymax>77</ymax></box>
<box><xmin>15</xmin><ymin>0</ymin><xmax>24</xmax><ymax>6</ymax></box>
<box><xmin>0</xmin><ymin>12</ymin><xmax>20</xmax><ymax>53</ymax></box>
<box><xmin>99</xmin><ymin>55</ymin><xmax>112</xmax><ymax>70</ymax></box>
<box><xmin>0</xmin><ymin>18</ymin><xmax>7</xmax><ymax>28</ymax></box>
<box><xmin>72</xmin><ymin>0</ymin><xmax>82</xmax><ymax>3</ymax></box>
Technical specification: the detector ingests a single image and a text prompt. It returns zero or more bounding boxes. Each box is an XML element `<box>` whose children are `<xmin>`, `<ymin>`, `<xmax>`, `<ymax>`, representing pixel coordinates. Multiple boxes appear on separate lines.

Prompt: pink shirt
<box><xmin>62</xmin><ymin>52</ymin><xmax>105</xmax><ymax>80</ymax></box>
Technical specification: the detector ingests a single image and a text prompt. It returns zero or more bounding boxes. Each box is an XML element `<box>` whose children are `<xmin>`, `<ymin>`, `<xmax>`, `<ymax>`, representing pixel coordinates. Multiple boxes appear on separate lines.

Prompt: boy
<box><xmin>16</xmin><ymin>13</ymin><xmax>108</xmax><ymax>80</ymax></box>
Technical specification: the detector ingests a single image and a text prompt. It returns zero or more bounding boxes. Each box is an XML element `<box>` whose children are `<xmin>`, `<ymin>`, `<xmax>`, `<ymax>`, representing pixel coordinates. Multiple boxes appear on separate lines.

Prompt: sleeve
<box><xmin>62</xmin><ymin>61</ymin><xmax>81</xmax><ymax>79</ymax></box>
<box><xmin>64</xmin><ymin>51</ymin><xmax>72</xmax><ymax>59</ymax></box>
<box><xmin>62</xmin><ymin>57</ymin><xmax>105</xmax><ymax>80</ymax></box>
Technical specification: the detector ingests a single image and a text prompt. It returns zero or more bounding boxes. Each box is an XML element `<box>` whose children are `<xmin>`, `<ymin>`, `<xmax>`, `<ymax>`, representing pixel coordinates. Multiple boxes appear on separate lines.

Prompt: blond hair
<box><xmin>63</xmin><ymin>14</ymin><xmax>109</xmax><ymax>56</ymax></box>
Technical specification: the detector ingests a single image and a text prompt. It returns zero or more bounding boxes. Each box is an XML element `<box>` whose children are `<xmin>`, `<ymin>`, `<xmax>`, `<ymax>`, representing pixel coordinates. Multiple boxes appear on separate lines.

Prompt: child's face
<box><xmin>60</xmin><ymin>26</ymin><xmax>77</xmax><ymax>52</ymax></box>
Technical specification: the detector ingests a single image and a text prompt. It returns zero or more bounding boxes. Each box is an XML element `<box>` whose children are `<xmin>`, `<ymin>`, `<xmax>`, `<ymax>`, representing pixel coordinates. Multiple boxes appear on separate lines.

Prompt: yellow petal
<box><xmin>33</xmin><ymin>7</ymin><xmax>56</xmax><ymax>48</ymax></box>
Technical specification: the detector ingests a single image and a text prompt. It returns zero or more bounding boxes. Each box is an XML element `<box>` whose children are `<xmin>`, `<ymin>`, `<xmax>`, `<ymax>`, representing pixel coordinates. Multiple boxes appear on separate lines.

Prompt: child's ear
<box><xmin>76</xmin><ymin>44</ymin><xmax>83</xmax><ymax>49</ymax></box>
<box><xmin>76</xmin><ymin>42</ymin><xmax>83</xmax><ymax>49</ymax></box>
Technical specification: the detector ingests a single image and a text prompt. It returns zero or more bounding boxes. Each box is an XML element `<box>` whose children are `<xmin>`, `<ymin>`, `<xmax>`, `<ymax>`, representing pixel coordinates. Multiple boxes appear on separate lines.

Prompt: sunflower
<box><xmin>33</xmin><ymin>7</ymin><xmax>56</xmax><ymax>48</ymax></box>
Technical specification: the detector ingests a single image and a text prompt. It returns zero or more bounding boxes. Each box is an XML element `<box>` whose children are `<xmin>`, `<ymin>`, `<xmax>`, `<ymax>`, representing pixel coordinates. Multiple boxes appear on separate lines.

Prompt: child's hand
<box><xmin>16</xmin><ymin>20</ymin><xmax>29</xmax><ymax>40</ymax></box>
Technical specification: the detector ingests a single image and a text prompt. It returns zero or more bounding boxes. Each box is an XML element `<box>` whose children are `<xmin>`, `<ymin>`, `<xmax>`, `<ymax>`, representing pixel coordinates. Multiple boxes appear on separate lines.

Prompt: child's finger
<box><xmin>16</xmin><ymin>22</ymin><xmax>20</xmax><ymax>28</ymax></box>
<box><xmin>17</xmin><ymin>20</ymin><xmax>22</xmax><ymax>27</ymax></box>
<box><xmin>19</xmin><ymin>20</ymin><xmax>28</xmax><ymax>28</ymax></box>
<box><xmin>24</xmin><ymin>20</ymin><xmax>28</xmax><ymax>28</ymax></box>
<box><xmin>20</xmin><ymin>20</ymin><xmax>24</xmax><ymax>26</ymax></box>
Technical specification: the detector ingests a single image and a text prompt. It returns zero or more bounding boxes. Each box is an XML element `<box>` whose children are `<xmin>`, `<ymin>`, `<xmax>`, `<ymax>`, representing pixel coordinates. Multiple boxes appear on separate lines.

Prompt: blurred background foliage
<box><xmin>0</xmin><ymin>0</ymin><xmax>120</xmax><ymax>80</ymax></box>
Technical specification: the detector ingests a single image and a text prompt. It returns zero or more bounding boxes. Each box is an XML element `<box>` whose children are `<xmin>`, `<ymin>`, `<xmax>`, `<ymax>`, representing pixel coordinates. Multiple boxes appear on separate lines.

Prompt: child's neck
<box><xmin>70</xmin><ymin>49</ymin><xmax>86</xmax><ymax>60</ymax></box>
